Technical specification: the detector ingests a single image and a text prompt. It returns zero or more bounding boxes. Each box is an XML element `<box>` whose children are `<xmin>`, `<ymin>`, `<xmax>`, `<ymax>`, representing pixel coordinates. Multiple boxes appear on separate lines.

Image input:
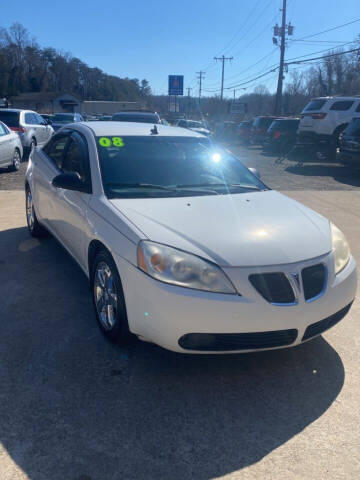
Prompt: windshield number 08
<box><xmin>99</xmin><ymin>137</ymin><xmax>125</xmax><ymax>147</ymax></box>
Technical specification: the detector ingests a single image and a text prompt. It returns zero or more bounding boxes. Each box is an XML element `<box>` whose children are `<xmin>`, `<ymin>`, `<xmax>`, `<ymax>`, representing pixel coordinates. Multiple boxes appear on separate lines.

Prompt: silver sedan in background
<box><xmin>0</xmin><ymin>109</ymin><xmax>53</xmax><ymax>155</ymax></box>
<box><xmin>0</xmin><ymin>121</ymin><xmax>23</xmax><ymax>171</ymax></box>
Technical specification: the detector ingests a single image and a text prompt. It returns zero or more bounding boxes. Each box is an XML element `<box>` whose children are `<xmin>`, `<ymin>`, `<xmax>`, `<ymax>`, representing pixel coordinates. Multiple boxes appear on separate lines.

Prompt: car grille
<box><xmin>302</xmin><ymin>264</ymin><xmax>326</xmax><ymax>301</ymax></box>
<box><xmin>178</xmin><ymin>329</ymin><xmax>298</xmax><ymax>351</ymax></box>
<box><xmin>302</xmin><ymin>302</ymin><xmax>353</xmax><ymax>341</ymax></box>
<box><xmin>249</xmin><ymin>273</ymin><xmax>295</xmax><ymax>304</ymax></box>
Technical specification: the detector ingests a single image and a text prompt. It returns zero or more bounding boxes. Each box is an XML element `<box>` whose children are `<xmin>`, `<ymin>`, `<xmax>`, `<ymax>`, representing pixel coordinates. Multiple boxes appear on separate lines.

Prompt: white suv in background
<box><xmin>298</xmin><ymin>96</ymin><xmax>360</xmax><ymax>152</ymax></box>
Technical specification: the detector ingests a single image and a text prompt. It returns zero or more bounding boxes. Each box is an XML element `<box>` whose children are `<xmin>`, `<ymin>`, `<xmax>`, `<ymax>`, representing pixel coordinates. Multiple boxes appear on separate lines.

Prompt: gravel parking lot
<box><xmin>0</xmin><ymin>146</ymin><xmax>359</xmax><ymax>480</ymax></box>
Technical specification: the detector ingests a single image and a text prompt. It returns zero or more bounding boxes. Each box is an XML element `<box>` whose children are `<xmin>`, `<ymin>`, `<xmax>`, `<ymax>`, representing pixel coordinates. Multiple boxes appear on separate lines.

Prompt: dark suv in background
<box><xmin>339</xmin><ymin>117</ymin><xmax>360</xmax><ymax>168</ymax></box>
<box><xmin>263</xmin><ymin>118</ymin><xmax>300</xmax><ymax>153</ymax></box>
<box><xmin>112</xmin><ymin>111</ymin><xmax>161</xmax><ymax>124</ymax></box>
<box><xmin>250</xmin><ymin>116</ymin><xmax>279</xmax><ymax>144</ymax></box>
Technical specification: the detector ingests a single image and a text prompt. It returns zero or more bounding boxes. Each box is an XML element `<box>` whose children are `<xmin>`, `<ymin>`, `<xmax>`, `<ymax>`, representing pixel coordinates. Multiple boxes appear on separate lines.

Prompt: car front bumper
<box><xmin>339</xmin><ymin>150</ymin><xmax>360</xmax><ymax>166</ymax></box>
<box><xmin>115</xmin><ymin>252</ymin><xmax>357</xmax><ymax>354</ymax></box>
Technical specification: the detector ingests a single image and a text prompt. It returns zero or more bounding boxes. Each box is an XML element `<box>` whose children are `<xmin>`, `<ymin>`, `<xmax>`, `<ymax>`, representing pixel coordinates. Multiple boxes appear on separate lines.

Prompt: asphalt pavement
<box><xmin>0</xmin><ymin>145</ymin><xmax>359</xmax><ymax>480</ymax></box>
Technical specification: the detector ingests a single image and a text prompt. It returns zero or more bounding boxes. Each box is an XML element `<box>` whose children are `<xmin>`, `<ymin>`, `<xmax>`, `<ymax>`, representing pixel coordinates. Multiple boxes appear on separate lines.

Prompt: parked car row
<box><xmin>0</xmin><ymin>108</ymin><xmax>166</xmax><ymax>170</ymax></box>
<box><xmin>236</xmin><ymin>115</ymin><xmax>300</xmax><ymax>154</ymax></box>
<box><xmin>236</xmin><ymin>96</ymin><xmax>360</xmax><ymax>168</ymax></box>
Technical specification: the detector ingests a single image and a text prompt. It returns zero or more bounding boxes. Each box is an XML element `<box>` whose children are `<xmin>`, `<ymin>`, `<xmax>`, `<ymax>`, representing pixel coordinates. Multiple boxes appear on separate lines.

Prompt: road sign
<box><xmin>168</xmin><ymin>75</ymin><xmax>184</xmax><ymax>96</ymax></box>
<box><xmin>230</xmin><ymin>101</ymin><xmax>248</xmax><ymax>114</ymax></box>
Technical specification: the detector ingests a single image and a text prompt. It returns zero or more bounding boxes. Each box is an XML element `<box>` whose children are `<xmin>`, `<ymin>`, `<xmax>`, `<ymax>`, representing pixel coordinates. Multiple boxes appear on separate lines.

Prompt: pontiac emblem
<box><xmin>290</xmin><ymin>273</ymin><xmax>301</xmax><ymax>291</ymax></box>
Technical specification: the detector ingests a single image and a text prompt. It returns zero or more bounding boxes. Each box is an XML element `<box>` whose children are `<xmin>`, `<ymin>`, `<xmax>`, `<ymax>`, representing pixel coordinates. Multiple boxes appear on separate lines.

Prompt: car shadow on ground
<box><xmin>0</xmin><ymin>226</ymin><xmax>345</xmax><ymax>480</ymax></box>
<box><xmin>284</xmin><ymin>163</ymin><xmax>360</xmax><ymax>188</ymax></box>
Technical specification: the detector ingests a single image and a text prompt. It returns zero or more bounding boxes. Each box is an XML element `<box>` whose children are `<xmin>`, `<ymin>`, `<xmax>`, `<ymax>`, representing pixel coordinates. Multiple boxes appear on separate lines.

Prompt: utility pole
<box><xmin>196</xmin><ymin>71</ymin><xmax>205</xmax><ymax>103</ymax></box>
<box><xmin>214</xmin><ymin>55</ymin><xmax>233</xmax><ymax>101</ymax></box>
<box><xmin>273</xmin><ymin>0</ymin><xmax>293</xmax><ymax>115</ymax></box>
<box><xmin>186</xmin><ymin>87</ymin><xmax>192</xmax><ymax>117</ymax></box>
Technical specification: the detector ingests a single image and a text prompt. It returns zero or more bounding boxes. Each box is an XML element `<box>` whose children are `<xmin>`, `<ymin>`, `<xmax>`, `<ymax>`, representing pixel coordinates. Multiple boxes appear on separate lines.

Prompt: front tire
<box><xmin>91</xmin><ymin>250</ymin><xmax>131</xmax><ymax>344</ymax></box>
<box><xmin>25</xmin><ymin>186</ymin><xmax>47</xmax><ymax>237</ymax></box>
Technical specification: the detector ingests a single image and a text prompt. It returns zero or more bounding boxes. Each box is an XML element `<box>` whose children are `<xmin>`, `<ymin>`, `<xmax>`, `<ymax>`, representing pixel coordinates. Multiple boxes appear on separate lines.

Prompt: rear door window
<box><xmin>24</xmin><ymin>113</ymin><xmax>38</xmax><ymax>124</ymax></box>
<box><xmin>330</xmin><ymin>101</ymin><xmax>354</xmax><ymax>111</ymax></box>
<box><xmin>0</xmin><ymin>123</ymin><xmax>7</xmax><ymax>136</ymax></box>
<box><xmin>0</xmin><ymin>111</ymin><xmax>20</xmax><ymax>127</ymax></box>
<box><xmin>355</xmin><ymin>103</ymin><xmax>360</xmax><ymax>113</ymax></box>
<box><xmin>304</xmin><ymin>100</ymin><xmax>327</xmax><ymax>111</ymax></box>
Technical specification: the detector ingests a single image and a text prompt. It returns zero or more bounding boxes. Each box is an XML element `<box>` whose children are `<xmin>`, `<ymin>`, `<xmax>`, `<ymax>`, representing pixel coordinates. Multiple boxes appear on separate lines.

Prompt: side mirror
<box><xmin>249</xmin><ymin>167</ymin><xmax>261</xmax><ymax>179</ymax></box>
<box><xmin>52</xmin><ymin>172</ymin><xmax>87</xmax><ymax>192</ymax></box>
<box><xmin>46</xmin><ymin>119</ymin><xmax>53</xmax><ymax>125</ymax></box>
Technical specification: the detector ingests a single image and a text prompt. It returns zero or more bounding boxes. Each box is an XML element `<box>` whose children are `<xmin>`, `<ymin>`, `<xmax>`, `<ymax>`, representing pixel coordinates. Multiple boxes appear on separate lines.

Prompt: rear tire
<box><xmin>91</xmin><ymin>249</ymin><xmax>132</xmax><ymax>345</ymax></box>
<box><xmin>25</xmin><ymin>185</ymin><xmax>47</xmax><ymax>237</ymax></box>
<box><xmin>9</xmin><ymin>148</ymin><xmax>21</xmax><ymax>171</ymax></box>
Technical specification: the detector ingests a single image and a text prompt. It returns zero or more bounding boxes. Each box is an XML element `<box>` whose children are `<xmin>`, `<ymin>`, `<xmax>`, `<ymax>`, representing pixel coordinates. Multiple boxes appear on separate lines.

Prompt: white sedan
<box><xmin>25</xmin><ymin>122</ymin><xmax>357</xmax><ymax>353</ymax></box>
<box><xmin>0</xmin><ymin>121</ymin><xmax>23</xmax><ymax>171</ymax></box>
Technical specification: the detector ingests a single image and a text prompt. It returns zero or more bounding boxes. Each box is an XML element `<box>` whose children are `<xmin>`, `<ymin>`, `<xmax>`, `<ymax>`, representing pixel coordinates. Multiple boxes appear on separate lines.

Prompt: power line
<box><xmin>191</xmin><ymin>0</ymin><xmax>279</xmax><ymax>92</ymax></box>
<box><xmin>284</xmin><ymin>41</ymin><xmax>356</xmax><ymax>63</ymax></box>
<box><xmin>222</xmin><ymin>0</ymin><xmax>275</xmax><ymax>56</ymax></box>
<box><xmin>218</xmin><ymin>0</ymin><xmax>263</xmax><ymax>55</ymax></box>
<box><xmin>224</xmin><ymin>41</ymin><xmax>356</xmax><ymax>91</ymax></box>
<box><xmin>293</xmin><ymin>18</ymin><xmax>360</xmax><ymax>42</ymax></box>
<box><xmin>286</xmin><ymin>46</ymin><xmax>360</xmax><ymax>66</ymax></box>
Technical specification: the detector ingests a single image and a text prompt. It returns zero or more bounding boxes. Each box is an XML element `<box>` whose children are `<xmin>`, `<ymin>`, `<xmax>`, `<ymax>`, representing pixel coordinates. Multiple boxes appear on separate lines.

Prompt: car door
<box><xmin>24</xmin><ymin>112</ymin><xmax>42</xmax><ymax>145</ymax></box>
<box><xmin>35</xmin><ymin>113</ymin><xmax>52</xmax><ymax>144</ymax></box>
<box><xmin>51</xmin><ymin>131</ymin><xmax>92</xmax><ymax>269</ymax></box>
<box><xmin>0</xmin><ymin>122</ymin><xmax>13</xmax><ymax>166</ymax></box>
<box><xmin>33</xmin><ymin>132</ymin><xmax>71</xmax><ymax>226</ymax></box>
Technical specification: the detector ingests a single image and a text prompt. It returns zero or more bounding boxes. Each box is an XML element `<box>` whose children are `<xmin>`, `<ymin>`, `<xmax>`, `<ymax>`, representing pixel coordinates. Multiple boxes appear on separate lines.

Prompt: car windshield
<box><xmin>112</xmin><ymin>114</ymin><xmax>159</xmax><ymax>123</ymax></box>
<box><xmin>53</xmin><ymin>114</ymin><xmax>75</xmax><ymax>123</ymax></box>
<box><xmin>269</xmin><ymin>120</ymin><xmax>299</xmax><ymax>131</ymax></box>
<box><xmin>304</xmin><ymin>100</ymin><xmax>327</xmax><ymax>111</ymax></box>
<box><xmin>253</xmin><ymin>117</ymin><xmax>275</xmax><ymax>129</ymax></box>
<box><xmin>187</xmin><ymin>121</ymin><xmax>204</xmax><ymax>128</ymax></box>
<box><xmin>96</xmin><ymin>136</ymin><xmax>267</xmax><ymax>198</ymax></box>
<box><xmin>0</xmin><ymin>111</ymin><xmax>19</xmax><ymax>127</ymax></box>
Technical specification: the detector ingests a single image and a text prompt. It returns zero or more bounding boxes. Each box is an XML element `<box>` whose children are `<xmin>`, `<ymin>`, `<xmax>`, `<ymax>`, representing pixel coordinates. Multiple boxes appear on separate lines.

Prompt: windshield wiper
<box><xmin>106</xmin><ymin>182</ymin><xmax>176</xmax><ymax>191</ymax></box>
<box><xmin>176</xmin><ymin>182</ymin><xmax>263</xmax><ymax>191</ymax></box>
<box><xmin>106</xmin><ymin>182</ymin><xmax>219</xmax><ymax>195</ymax></box>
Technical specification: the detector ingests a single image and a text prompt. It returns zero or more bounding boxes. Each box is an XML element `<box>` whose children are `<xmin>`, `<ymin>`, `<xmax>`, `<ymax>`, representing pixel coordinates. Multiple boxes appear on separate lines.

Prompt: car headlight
<box><xmin>331</xmin><ymin>223</ymin><xmax>350</xmax><ymax>274</ymax></box>
<box><xmin>137</xmin><ymin>241</ymin><xmax>237</xmax><ymax>294</ymax></box>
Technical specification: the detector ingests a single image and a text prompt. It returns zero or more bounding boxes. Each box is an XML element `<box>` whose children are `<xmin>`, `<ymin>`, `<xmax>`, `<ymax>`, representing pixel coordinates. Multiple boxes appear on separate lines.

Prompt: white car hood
<box><xmin>110</xmin><ymin>190</ymin><xmax>331</xmax><ymax>267</ymax></box>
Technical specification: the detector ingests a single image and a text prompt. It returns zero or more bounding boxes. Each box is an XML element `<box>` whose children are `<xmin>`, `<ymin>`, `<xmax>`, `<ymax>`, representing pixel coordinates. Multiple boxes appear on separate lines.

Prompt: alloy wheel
<box><xmin>13</xmin><ymin>150</ymin><xmax>21</xmax><ymax>170</ymax></box>
<box><xmin>94</xmin><ymin>261</ymin><xmax>118</xmax><ymax>330</ymax></box>
<box><xmin>26</xmin><ymin>189</ymin><xmax>34</xmax><ymax>230</ymax></box>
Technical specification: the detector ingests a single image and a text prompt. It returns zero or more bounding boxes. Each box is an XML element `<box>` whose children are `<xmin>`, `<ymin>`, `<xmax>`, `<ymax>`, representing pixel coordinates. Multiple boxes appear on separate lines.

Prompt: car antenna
<box><xmin>150</xmin><ymin>125</ymin><xmax>158</xmax><ymax>135</ymax></box>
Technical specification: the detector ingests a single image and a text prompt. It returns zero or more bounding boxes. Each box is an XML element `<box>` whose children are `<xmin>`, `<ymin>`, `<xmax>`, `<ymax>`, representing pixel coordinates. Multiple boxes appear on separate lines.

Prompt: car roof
<box><xmin>0</xmin><ymin>108</ymin><xmax>35</xmax><ymax>113</ymax></box>
<box><xmin>113</xmin><ymin>111</ymin><xmax>158</xmax><ymax>116</ymax></box>
<box><xmin>311</xmin><ymin>96</ymin><xmax>360</xmax><ymax>101</ymax></box>
<box><xmin>273</xmin><ymin>117</ymin><xmax>299</xmax><ymax>121</ymax></box>
<box><xmin>85</xmin><ymin>121</ymin><xmax>205</xmax><ymax>137</ymax></box>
